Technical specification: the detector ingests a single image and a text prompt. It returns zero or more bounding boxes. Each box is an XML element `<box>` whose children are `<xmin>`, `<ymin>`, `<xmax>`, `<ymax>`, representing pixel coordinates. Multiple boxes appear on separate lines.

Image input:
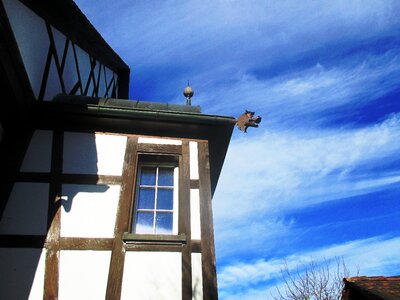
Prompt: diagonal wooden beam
<box><xmin>105</xmin><ymin>136</ymin><xmax>138</xmax><ymax>300</ymax></box>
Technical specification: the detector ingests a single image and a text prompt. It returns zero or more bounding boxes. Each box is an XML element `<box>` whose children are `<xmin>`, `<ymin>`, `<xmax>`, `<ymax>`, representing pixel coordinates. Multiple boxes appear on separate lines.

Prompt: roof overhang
<box><xmin>31</xmin><ymin>97</ymin><xmax>235</xmax><ymax>196</ymax></box>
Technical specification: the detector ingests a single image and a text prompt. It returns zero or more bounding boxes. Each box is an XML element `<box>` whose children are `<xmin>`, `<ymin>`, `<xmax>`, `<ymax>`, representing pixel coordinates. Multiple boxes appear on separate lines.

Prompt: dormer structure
<box><xmin>0</xmin><ymin>1</ymin><xmax>235</xmax><ymax>299</ymax></box>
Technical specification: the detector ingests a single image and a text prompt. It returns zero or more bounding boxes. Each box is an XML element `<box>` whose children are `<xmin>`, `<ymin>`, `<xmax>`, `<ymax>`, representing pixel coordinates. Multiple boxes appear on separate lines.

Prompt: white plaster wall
<box><xmin>189</xmin><ymin>141</ymin><xmax>199</xmax><ymax>180</ymax></box>
<box><xmin>191</xmin><ymin>189</ymin><xmax>201</xmax><ymax>240</ymax></box>
<box><xmin>138</xmin><ymin>137</ymin><xmax>182</xmax><ymax>145</ymax></box>
<box><xmin>59</xmin><ymin>250</ymin><xmax>111</xmax><ymax>300</ymax></box>
<box><xmin>121</xmin><ymin>252</ymin><xmax>182</xmax><ymax>300</ymax></box>
<box><xmin>0</xmin><ymin>183</ymin><xmax>48</xmax><ymax>235</ymax></box>
<box><xmin>0</xmin><ymin>247</ymin><xmax>46</xmax><ymax>300</ymax></box>
<box><xmin>20</xmin><ymin>130</ymin><xmax>53</xmax><ymax>172</ymax></box>
<box><xmin>63</xmin><ymin>132</ymin><xmax>127</xmax><ymax>175</ymax></box>
<box><xmin>192</xmin><ymin>253</ymin><xmax>203</xmax><ymax>300</ymax></box>
<box><xmin>60</xmin><ymin>184</ymin><xmax>120</xmax><ymax>238</ymax></box>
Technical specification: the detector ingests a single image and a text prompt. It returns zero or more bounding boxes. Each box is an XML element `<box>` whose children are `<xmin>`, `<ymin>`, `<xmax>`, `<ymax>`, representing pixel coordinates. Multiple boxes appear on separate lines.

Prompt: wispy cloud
<box><xmin>72</xmin><ymin>1</ymin><xmax>400</xmax><ymax>299</ymax></box>
<box><xmin>215</xmin><ymin>113</ymin><xmax>400</xmax><ymax>219</ymax></box>
<box><xmin>214</xmin><ymin>113</ymin><xmax>400</xmax><ymax>259</ymax></box>
<box><xmin>75</xmin><ymin>0</ymin><xmax>400</xmax><ymax>102</ymax></box>
<box><xmin>199</xmin><ymin>50</ymin><xmax>400</xmax><ymax>127</ymax></box>
<box><xmin>218</xmin><ymin>235</ymin><xmax>400</xmax><ymax>299</ymax></box>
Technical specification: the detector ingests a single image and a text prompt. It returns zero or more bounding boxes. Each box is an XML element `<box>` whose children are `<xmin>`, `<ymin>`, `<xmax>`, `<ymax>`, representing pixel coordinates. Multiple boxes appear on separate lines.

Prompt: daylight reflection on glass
<box><xmin>136</xmin><ymin>212</ymin><xmax>154</xmax><ymax>234</ymax></box>
<box><xmin>155</xmin><ymin>212</ymin><xmax>173</xmax><ymax>234</ymax></box>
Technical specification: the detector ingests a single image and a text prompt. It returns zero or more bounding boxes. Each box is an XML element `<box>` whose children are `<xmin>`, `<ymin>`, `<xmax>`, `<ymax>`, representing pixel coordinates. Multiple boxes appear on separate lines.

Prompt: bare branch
<box><xmin>272</xmin><ymin>257</ymin><xmax>355</xmax><ymax>300</ymax></box>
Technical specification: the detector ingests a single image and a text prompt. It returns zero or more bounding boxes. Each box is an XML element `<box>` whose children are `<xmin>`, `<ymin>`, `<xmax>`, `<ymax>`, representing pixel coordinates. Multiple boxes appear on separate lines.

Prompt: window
<box><xmin>132</xmin><ymin>162</ymin><xmax>178</xmax><ymax>235</ymax></box>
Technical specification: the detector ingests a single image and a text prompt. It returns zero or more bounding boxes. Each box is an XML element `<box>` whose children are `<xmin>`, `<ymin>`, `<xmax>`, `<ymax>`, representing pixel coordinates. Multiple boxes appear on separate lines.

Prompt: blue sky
<box><xmin>74</xmin><ymin>0</ymin><xmax>400</xmax><ymax>298</ymax></box>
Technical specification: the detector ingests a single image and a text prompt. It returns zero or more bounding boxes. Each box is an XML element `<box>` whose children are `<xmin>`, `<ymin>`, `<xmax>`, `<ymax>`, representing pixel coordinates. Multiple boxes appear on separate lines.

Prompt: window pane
<box><xmin>135</xmin><ymin>212</ymin><xmax>154</xmax><ymax>234</ymax></box>
<box><xmin>155</xmin><ymin>212</ymin><xmax>173</xmax><ymax>234</ymax></box>
<box><xmin>140</xmin><ymin>167</ymin><xmax>156</xmax><ymax>185</ymax></box>
<box><xmin>156</xmin><ymin>188</ymin><xmax>173</xmax><ymax>210</ymax></box>
<box><xmin>137</xmin><ymin>188</ymin><xmax>155</xmax><ymax>209</ymax></box>
<box><xmin>158</xmin><ymin>167</ymin><xmax>174</xmax><ymax>186</ymax></box>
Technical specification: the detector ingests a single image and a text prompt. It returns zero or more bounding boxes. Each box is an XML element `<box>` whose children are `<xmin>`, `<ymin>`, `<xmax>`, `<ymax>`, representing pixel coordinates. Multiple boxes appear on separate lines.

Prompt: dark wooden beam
<box><xmin>190</xmin><ymin>179</ymin><xmax>199</xmax><ymax>189</ymax></box>
<box><xmin>125</xmin><ymin>244</ymin><xmax>182</xmax><ymax>252</ymax></box>
<box><xmin>18</xmin><ymin>0</ymin><xmax>129</xmax><ymax>75</ymax></box>
<box><xmin>180</xmin><ymin>141</ymin><xmax>192</xmax><ymax>300</ymax></box>
<box><xmin>60</xmin><ymin>237</ymin><xmax>113</xmax><ymax>250</ymax></box>
<box><xmin>105</xmin><ymin>136</ymin><xmax>138</xmax><ymax>300</ymax></box>
<box><xmin>137</xmin><ymin>143</ymin><xmax>182</xmax><ymax>155</ymax></box>
<box><xmin>44</xmin><ymin>130</ymin><xmax>63</xmax><ymax>300</ymax></box>
<box><xmin>191</xmin><ymin>240</ymin><xmax>202</xmax><ymax>253</ymax></box>
<box><xmin>123</xmin><ymin>232</ymin><xmax>186</xmax><ymax>243</ymax></box>
<box><xmin>198</xmin><ymin>141</ymin><xmax>218</xmax><ymax>300</ymax></box>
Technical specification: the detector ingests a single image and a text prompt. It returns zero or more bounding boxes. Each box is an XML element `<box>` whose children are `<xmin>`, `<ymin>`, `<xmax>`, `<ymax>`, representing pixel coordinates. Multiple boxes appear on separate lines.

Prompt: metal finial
<box><xmin>183</xmin><ymin>80</ymin><xmax>194</xmax><ymax>106</ymax></box>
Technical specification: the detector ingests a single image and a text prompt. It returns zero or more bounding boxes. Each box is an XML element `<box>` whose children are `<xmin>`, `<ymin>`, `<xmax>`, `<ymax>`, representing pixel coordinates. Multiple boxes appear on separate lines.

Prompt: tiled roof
<box><xmin>343</xmin><ymin>276</ymin><xmax>400</xmax><ymax>300</ymax></box>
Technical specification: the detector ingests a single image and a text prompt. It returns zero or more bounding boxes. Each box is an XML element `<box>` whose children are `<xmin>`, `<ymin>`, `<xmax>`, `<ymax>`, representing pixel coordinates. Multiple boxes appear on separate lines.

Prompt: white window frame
<box><xmin>132</xmin><ymin>162</ymin><xmax>179</xmax><ymax>235</ymax></box>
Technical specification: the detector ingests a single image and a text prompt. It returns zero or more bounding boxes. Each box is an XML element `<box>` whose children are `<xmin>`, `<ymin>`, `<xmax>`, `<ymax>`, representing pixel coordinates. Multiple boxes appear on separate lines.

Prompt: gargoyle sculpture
<box><xmin>236</xmin><ymin>110</ymin><xmax>262</xmax><ymax>133</ymax></box>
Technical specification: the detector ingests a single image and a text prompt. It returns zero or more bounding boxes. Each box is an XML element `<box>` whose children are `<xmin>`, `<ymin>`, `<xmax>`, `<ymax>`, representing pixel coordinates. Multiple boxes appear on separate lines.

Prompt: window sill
<box><xmin>122</xmin><ymin>232</ymin><xmax>186</xmax><ymax>245</ymax></box>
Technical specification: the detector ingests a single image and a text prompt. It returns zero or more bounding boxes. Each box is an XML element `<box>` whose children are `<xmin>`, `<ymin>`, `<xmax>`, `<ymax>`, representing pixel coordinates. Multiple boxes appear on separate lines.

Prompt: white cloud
<box><xmin>214</xmin><ymin>113</ymin><xmax>400</xmax><ymax>220</ymax></box>
<box><xmin>74</xmin><ymin>0</ymin><xmax>400</xmax><ymax>103</ymax></box>
<box><xmin>218</xmin><ymin>235</ymin><xmax>400</xmax><ymax>299</ymax></box>
<box><xmin>198</xmin><ymin>50</ymin><xmax>400</xmax><ymax>126</ymax></box>
<box><xmin>213</xmin><ymin>114</ymin><xmax>400</xmax><ymax>260</ymax></box>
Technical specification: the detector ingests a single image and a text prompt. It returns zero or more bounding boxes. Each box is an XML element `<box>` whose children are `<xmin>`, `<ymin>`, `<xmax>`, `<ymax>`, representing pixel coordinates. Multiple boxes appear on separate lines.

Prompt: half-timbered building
<box><xmin>0</xmin><ymin>0</ymin><xmax>235</xmax><ymax>299</ymax></box>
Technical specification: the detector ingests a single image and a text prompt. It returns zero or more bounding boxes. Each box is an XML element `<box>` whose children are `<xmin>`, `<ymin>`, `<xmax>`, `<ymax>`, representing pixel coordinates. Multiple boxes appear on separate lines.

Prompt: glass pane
<box><xmin>140</xmin><ymin>167</ymin><xmax>156</xmax><ymax>185</ymax></box>
<box><xmin>155</xmin><ymin>212</ymin><xmax>173</xmax><ymax>234</ymax></box>
<box><xmin>137</xmin><ymin>188</ymin><xmax>155</xmax><ymax>209</ymax></box>
<box><xmin>158</xmin><ymin>167</ymin><xmax>174</xmax><ymax>186</ymax></box>
<box><xmin>156</xmin><ymin>188</ymin><xmax>173</xmax><ymax>210</ymax></box>
<box><xmin>135</xmin><ymin>212</ymin><xmax>154</xmax><ymax>234</ymax></box>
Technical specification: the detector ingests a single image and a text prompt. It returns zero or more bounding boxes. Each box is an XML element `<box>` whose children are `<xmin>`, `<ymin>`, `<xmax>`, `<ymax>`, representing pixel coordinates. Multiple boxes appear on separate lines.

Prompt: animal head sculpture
<box><xmin>236</xmin><ymin>110</ymin><xmax>262</xmax><ymax>133</ymax></box>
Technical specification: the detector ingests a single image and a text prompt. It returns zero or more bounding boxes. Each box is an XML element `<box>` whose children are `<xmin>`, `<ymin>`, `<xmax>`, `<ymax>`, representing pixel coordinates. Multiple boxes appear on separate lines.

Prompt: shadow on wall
<box><xmin>0</xmin><ymin>130</ymin><xmax>118</xmax><ymax>299</ymax></box>
<box><xmin>61</xmin><ymin>131</ymin><xmax>110</xmax><ymax>212</ymax></box>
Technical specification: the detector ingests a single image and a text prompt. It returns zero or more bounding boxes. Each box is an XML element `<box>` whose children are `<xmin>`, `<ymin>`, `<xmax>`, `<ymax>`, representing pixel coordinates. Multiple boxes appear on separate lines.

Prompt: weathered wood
<box><xmin>44</xmin><ymin>250</ymin><xmax>59</xmax><ymax>300</ymax></box>
<box><xmin>125</xmin><ymin>243</ymin><xmax>182</xmax><ymax>252</ymax></box>
<box><xmin>44</xmin><ymin>130</ymin><xmax>63</xmax><ymax>300</ymax></box>
<box><xmin>180</xmin><ymin>141</ymin><xmax>192</xmax><ymax>300</ymax></box>
<box><xmin>123</xmin><ymin>232</ymin><xmax>186</xmax><ymax>243</ymax></box>
<box><xmin>60</xmin><ymin>237</ymin><xmax>113</xmax><ymax>250</ymax></box>
<box><xmin>38</xmin><ymin>46</ymin><xmax>53</xmax><ymax>101</ymax></box>
<box><xmin>138</xmin><ymin>143</ymin><xmax>182</xmax><ymax>155</ymax></box>
<box><xmin>106</xmin><ymin>136</ymin><xmax>138</xmax><ymax>300</ymax></box>
<box><xmin>71</xmin><ymin>41</ymin><xmax>83</xmax><ymax>95</ymax></box>
<box><xmin>191</xmin><ymin>240</ymin><xmax>202</xmax><ymax>253</ymax></box>
<box><xmin>198</xmin><ymin>141</ymin><xmax>219</xmax><ymax>300</ymax></box>
<box><xmin>190</xmin><ymin>179</ymin><xmax>199</xmax><ymax>189</ymax></box>
<box><xmin>18</xmin><ymin>0</ymin><xmax>129</xmax><ymax>74</ymax></box>
<box><xmin>45</xmin><ymin>22</ymin><xmax>66</xmax><ymax>94</ymax></box>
